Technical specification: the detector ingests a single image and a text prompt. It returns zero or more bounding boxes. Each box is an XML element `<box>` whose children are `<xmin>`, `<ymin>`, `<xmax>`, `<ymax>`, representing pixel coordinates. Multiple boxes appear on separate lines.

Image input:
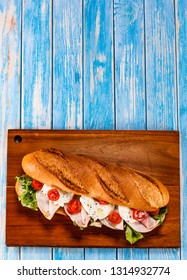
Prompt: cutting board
<box><xmin>6</xmin><ymin>130</ymin><xmax>180</xmax><ymax>247</ymax></box>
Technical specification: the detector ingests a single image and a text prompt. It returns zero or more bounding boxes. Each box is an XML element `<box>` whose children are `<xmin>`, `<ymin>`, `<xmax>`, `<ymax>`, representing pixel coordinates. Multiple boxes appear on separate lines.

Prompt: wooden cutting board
<box><xmin>6</xmin><ymin>129</ymin><xmax>180</xmax><ymax>248</ymax></box>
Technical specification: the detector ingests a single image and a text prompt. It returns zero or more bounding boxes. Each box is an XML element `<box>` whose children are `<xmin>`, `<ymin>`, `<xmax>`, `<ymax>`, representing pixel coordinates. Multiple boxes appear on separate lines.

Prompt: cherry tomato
<box><xmin>67</xmin><ymin>199</ymin><xmax>82</xmax><ymax>214</ymax></box>
<box><xmin>108</xmin><ymin>211</ymin><xmax>122</xmax><ymax>224</ymax></box>
<box><xmin>47</xmin><ymin>189</ymin><xmax>60</xmax><ymax>201</ymax></box>
<box><xmin>149</xmin><ymin>209</ymin><xmax>160</xmax><ymax>216</ymax></box>
<box><xmin>32</xmin><ymin>179</ymin><xmax>43</xmax><ymax>190</ymax></box>
<box><xmin>132</xmin><ymin>209</ymin><xmax>148</xmax><ymax>221</ymax></box>
<box><xmin>97</xmin><ymin>199</ymin><xmax>109</xmax><ymax>205</ymax></box>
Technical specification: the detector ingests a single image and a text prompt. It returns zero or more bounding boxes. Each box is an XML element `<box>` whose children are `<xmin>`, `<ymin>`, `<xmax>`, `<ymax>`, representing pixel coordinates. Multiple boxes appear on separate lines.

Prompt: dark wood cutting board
<box><xmin>6</xmin><ymin>130</ymin><xmax>180</xmax><ymax>247</ymax></box>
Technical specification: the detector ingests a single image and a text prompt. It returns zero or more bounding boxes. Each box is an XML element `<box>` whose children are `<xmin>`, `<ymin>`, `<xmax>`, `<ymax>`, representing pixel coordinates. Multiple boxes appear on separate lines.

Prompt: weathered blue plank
<box><xmin>21</xmin><ymin>0</ymin><xmax>52</xmax><ymax>129</ymax></box>
<box><xmin>53</xmin><ymin>248</ymin><xmax>84</xmax><ymax>260</ymax></box>
<box><xmin>175</xmin><ymin>0</ymin><xmax>187</xmax><ymax>260</ymax></box>
<box><xmin>83</xmin><ymin>0</ymin><xmax>116</xmax><ymax>260</ymax></box>
<box><xmin>84</xmin><ymin>0</ymin><xmax>114</xmax><ymax>130</ymax></box>
<box><xmin>114</xmin><ymin>0</ymin><xmax>148</xmax><ymax>260</ymax></box>
<box><xmin>145</xmin><ymin>0</ymin><xmax>179</xmax><ymax>259</ymax></box>
<box><xmin>21</xmin><ymin>0</ymin><xmax>52</xmax><ymax>259</ymax></box>
<box><xmin>114</xmin><ymin>0</ymin><xmax>146</xmax><ymax>130</ymax></box>
<box><xmin>52</xmin><ymin>0</ymin><xmax>84</xmax><ymax>260</ymax></box>
<box><xmin>145</xmin><ymin>0</ymin><xmax>178</xmax><ymax>130</ymax></box>
<box><xmin>53</xmin><ymin>0</ymin><xmax>83</xmax><ymax>130</ymax></box>
<box><xmin>0</xmin><ymin>0</ymin><xmax>21</xmax><ymax>260</ymax></box>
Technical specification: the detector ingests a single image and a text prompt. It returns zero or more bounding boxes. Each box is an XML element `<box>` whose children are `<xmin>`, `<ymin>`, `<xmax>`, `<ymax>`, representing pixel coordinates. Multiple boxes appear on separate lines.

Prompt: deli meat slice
<box><xmin>141</xmin><ymin>215</ymin><xmax>159</xmax><ymax>229</ymax></box>
<box><xmin>101</xmin><ymin>218</ymin><xmax>124</xmax><ymax>230</ymax></box>
<box><xmin>100</xmin><ymin>208</ymin><xmax>124</xmax><ymax>230</ymax></box>
<box><xmin>64</xmin><ymin>204</ymin><xmax>90</xmax><ymax>228</ymax></box>
<box><xmin>126</xmin><ymin>215</ymin><xmax>159</xmax><ymax>233</ymax></box>
<box><xmin>36</xmin><ymin>191</ymin><xmax>60</xmax><ymax>220</ymax></box>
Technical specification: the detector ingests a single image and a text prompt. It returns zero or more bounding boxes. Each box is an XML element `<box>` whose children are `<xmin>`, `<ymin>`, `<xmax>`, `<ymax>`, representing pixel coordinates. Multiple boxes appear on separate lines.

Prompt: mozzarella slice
<box><xmin>80</xmin><ymin>196</ymin><xmax>115</xmax><ymax>221</ymax></box>
<box><xmin>118</xmin><ymin>206</ymin><xmax>136</xmax><ymax>223</ymax></box>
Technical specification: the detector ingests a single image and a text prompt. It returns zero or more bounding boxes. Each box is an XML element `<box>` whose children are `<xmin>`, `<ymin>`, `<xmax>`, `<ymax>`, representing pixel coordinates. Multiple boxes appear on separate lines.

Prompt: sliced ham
<box><xmin>36</xmin><ymin>185</ymin><xmax>74</xmax><ymax>220</ymax></box>
<box><xmin>101</xmin><ymin>217</ymin><xmax>124</xmax><ymax>230</ymax></box>
<box><xmin>36</xmin><ymin>191</ymin><xmax>60</xmax><ymax>220</ymax></box>
<box><xmin>100</xmin><ymin>208</ymin><xmax>124</xmax><ymax>230</ymax></box>
<box><xmin>118</xmin><ymin>205</ymin><xmax>160</xmax><ymax>233</ymax></box>
<box><xmin>140</xmin><ymin>215</ymin><xmax>159</xmax><ymax>229</ymax></box>
<box><xmin>36</xmin><ymin>184</ymin><xmax>159</xmax><ymax>233</ymax></box>
<box><xmin>64</xmin><ymin>204</ymin><xmax>90</xmax><ymax>228</ymax></box>
<box><xmin>126</xmin><ymin>216</ymin><xmax>159</xmax><ymax>233</ymax></box>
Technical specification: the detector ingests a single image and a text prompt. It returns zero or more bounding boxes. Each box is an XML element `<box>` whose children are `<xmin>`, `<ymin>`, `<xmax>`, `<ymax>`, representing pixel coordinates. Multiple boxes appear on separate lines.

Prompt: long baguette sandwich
<box><xmin>15</xmin><ymin>148</ymin><xmax>169</xmax><ymax>244</ymax></box>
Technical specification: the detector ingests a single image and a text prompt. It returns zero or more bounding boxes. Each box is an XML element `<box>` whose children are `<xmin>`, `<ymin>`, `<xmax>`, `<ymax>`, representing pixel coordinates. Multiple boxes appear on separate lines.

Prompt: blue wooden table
<box><xmin>0</xmin><ymin>0</ymin><xmax>186</xmax><ymax>260</ymax></box>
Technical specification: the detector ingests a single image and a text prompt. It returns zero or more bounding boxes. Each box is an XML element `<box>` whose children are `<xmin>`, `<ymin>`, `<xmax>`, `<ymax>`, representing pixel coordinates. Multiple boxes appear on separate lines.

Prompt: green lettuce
<box><xmin>125</xmin><ymin>225</ymin><xmax>144</xmax><ymax>244</ymax></box>
<box><xmin>15</xmin><ymin>175</ymin><xmax>38</xmax><ymax>211</ymax></box>
<box><xmin>152</xmin><ymin>206</ymin><xmax>168</xmax><ymax>225</ymax></box>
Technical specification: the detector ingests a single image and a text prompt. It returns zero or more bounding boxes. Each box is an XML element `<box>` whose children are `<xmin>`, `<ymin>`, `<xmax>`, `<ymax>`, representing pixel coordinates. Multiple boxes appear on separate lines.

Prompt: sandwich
<box><xmin>15</xmin><ymin>148</ymin><xmax>169</xmax><ymax>244</ymax></box>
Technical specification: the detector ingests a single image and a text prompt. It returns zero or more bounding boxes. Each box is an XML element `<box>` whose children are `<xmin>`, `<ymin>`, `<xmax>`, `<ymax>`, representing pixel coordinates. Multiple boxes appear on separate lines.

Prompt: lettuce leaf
<box><xmin>15</xmin><ymin>175</ymin><xmax>38</xmax><ymax>211</ymax></box>
<box><xmin>125</xmin><ymin>225</ymin><xmax>144</xmax><ymax>244</ymax></box>
<box><xmin>152</xmin><ymin>206</ymin><xmax>168</xmax><ymax>225</ymax></box>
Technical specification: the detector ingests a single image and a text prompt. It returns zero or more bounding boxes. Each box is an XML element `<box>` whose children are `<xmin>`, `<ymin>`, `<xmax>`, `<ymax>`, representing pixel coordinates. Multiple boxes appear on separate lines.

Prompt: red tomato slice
<box><xmin>97</xmin><ymin>199</ymin><xmax>109</xmax><ymax>205</ymax></box>
<box><xmin>32</xmin><ymin>179</ymin><xmax>43</xmax><ymax>190</ymax></box>
<box><xmin>47</xmin><ymin>189</ymin><xmax>60</xmax><ymax>201</ymax></box>
<box><xmin>148</xmin><ymin>209</ymin><xmax>160</xmax><ymax>216</ymax></box>
<box><xmin>132</xmin><ymin>209</ymin><xmax>148</xmax><ymax>221</ymax></box>
<box><xmin>108</xmin><ymin>211</ymin><xmax>122</xmax><ymax>224</ymax></box>
<box><xmin>67</xmin><ymin>198</ymin><xmax>82</xmax><ymax>214</ymax></box>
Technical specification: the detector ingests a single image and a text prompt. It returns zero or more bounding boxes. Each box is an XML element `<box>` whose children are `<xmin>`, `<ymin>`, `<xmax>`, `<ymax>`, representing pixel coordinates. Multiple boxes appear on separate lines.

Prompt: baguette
<box><xmin>21</xmin><ymin>148</ymin><xmax>169</xmax><ymax>212</ymax></box>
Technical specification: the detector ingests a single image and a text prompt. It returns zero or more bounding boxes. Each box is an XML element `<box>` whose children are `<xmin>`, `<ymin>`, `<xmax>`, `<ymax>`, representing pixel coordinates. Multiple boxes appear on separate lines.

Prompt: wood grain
<box><xmin>82</xmin><ymin>0</ymin><xmax>115</xmax><ymax>259</ymax></box>
<box><xmin>145</xmin><ymin>0</ymin><xmax>177</xmax><ymax>130</ymax></box>
<box><xmin>52</xmin><ymin>0</ymin><xmax>84</xmax><ymax>260</ymax></box>
<box><xmin>6</xmin><ymin>129</ymin><xmax>180</xmax><ymax>248</ymax></box>
<box><xmin>21</xmin><ymin>0</ymin><xmax>52</xmax><ymax>260</ymax></box>
<box><xmin>145</xmin><ymin>0</ymin><xmax>179</xmax><ymax>260</ymax></box>
<box><xmin>114</xmin><ymin>0</ymin><xmax>146</xmax><ymax>130</ymax></box>
<box><xmin>176</xmin><ymin>0</ymin><xmax>187</xmax><ymax>260</ymax></box>
<box><xmin>21</xmin><ymin>0</ymin><xmax>52</xmax><ymax>129</ymax></box>
<box><xmin>114</xmin><ymin>0</ymin><xmax>147</xmax><ymax>260</ymax></box>
<box><xmin>84</xmin><ymin>0</ymin><xmax>114</xmax><ymax>130</ymax></box>
<box><xmin>53</xmin><ymin>0</ymin><xmax>83</xmax><ymax>130</ymax></box>
<box><xmin>0</xmin><ymin>0</ymin><xmax>21</xmax><ymax>260</ymax></box>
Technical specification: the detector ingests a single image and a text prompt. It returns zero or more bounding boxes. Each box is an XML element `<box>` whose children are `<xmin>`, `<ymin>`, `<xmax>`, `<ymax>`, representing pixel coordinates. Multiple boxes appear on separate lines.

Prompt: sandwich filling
<box><xmin>15</xmin><ymin>175</ymin><xmax>168</xmax><ymax>244</ymax></box>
